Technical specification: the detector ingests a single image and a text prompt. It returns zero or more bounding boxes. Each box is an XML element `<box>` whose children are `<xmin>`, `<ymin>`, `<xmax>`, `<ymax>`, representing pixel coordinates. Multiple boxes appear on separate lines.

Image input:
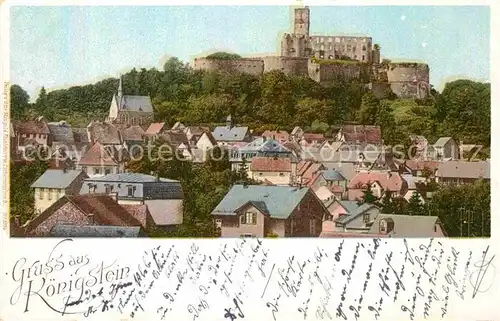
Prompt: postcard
<box><xmin>0</xmin><ymin>1</ymin><xmax>498</xmax><ymax>320</ymax></box>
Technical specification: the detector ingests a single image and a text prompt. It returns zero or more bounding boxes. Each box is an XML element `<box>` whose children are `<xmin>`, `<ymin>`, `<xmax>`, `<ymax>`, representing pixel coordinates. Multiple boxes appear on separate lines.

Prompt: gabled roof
<box><xmin>87</xmin><ymin>122</ymin><xmax>122</xmax><ymax>145</ymax></box>
<box><xmin>335</xmin><ymin>203</ymin><xmax>379</xmax><ymax>224</ymax></box>
<box><xmin>348</xmin><ymin>171</ymin><xmax>406</xmax><ymax>192</ymax></box>
<box><xmin>171</xmin><ymin>122</ymin><xmax>185</xmax><ymax>131</ymax></box>
<box><xmin>301</xmin><ymin>133</ymin><xmax>325</xmax><ymax>143</ymax></box>
<box><xmin>320</xmin><ymin>169</ymin><xmax>346</xmax><ymax>181</ymax></box>
<box><xmin>160</xmin><ymin>130</ymin><xmax>190</xmax><ymax>147</ymax></box>
<box><xmin>338</xmin><ymin>200</ymin><xmax>361</xmax><ymax>213</ymax></box>
<box><xmin>12</xmin><ymin>119</ymin><xmax>50</xmax><ymax>135</ymax></box>
<box><xmin>78</xmin><ymin>142</ymin><xmax>122</xmax><ymax>166</ymax></box>
<box><xmin>187</xmin><ymin>126</ymin><xmax>210</xmax><ymax>136</ymax></box>
<box><xmin>250</xmin><ymin>157</ymin><xmax>292</xmax><ymax>172</ymax></box>
<box><xmin>339</xmin><ymin>125</ymin><xmax>382</xmax><ymax>145</ymax></box>
<box><xmin>436</xmin><ymin>160</ymin><xmax>490</xmax><ymax>179</ymax></box>
<box><xmin>50</xmin><ymin>225</ymin><xmax>141</xmax><ymax>237</ymax></box>
<box><xmin>122</xmin><ymin>125</ymin><xmax>145</xmax><ymax>141</ymax></box>
<box><xmin>212</xmin><ymin>125</ymin><xmax>249</xmax><ymax>141</ymax></box>
<box><xmin>145</xmin><ymin>122</ymin><xmax>167</xmax><ymax>135</ymax></box>
<box><xmin>433</xmin><ymin>137</ymin><xmax>454</xmax><ymax>148</ymax></box>
<box><xmin>25</xmin><ymin>194</ymin><xmax>144</xmax><ymax>234</ymax></box>
<box><xmin>31</xmin><ymin>169</ymin><xmax>87</xmax><ymax>189</ymax></box>
<box><xmin>72</xmin><ymin>128</ymin><xmax>90</xmax><ymax>143</ymax></box>
<box><xmin>199</xmin><ymin>131</ymin><xmax>218</xmax><ymax>146</ymax></box>
<box><xmin>211</xmin><ymin>185</ymin><xmax>310</xmax><ymax>219</ymax></box>
<box><xmin>120</xmin><ymin>204</ymin><xmax>150</xmax><ymax>228</ymax></box>
<box><xmin>262</xmin><ymin>130</ymin><xmax>290</xmax><ymax>141</ymax></box>
<box><xmin>404</xmin><ymin>160</ymin><xmax>440</xmax><ymax>172</ymax></box>
<box><xmin>291</xmin><ymin>126</ymin><xmax>303</xmax><ymax>135</ymax></box>
<box><xmin>368</xmin><ymin>214</ymin><xmax>444</xmax><ymax>237</ymax></box>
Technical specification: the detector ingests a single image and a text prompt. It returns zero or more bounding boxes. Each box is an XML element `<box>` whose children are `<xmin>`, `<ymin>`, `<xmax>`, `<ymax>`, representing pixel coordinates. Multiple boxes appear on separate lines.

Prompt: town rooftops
<box><xmin>320</xmin><ymin>169</ymin><xmax>346</xmax><ymax>181</ymax></box>
<box><xmin>31</xmin><ymin>169</ymin><xmax>87</xmax><ymax>189</ymax></box>
<box><xmin>87</xmin><ymin>172</ymin><xmax>180</xmax><ymax>183</ymax></box>
<box><xmin>436</xmin><ymin>160</ymin><xmax>490</xmax><ymax>179</ymax></box>
<box><xmin>211</xmin><ymin>184</ymin><xmax>310</xmax><ymax>219</ymax></box>
<box><xmin>87</xmin><ymin>121</ymin><xmax>122</xmax><ymax>145</ymax></box>
<box><xmin>250</xmin><ymin>157</ymin><xmax>292</xmax><ymax>172</ymax></box>
<box><xmin>368</xmin><ymin>214</ymin><xmax>444</xmax><ymax>237</ymax></box>
<box><xmin>47</xmin><ymin>121</ymin><xmax>74</xmax><ymax>142</ymax></box>
<box><xmin>122</xmin><ymin>125</ymin><xmax>145</xmax><ymax>141</ymax></box>
<box><xmin>145</xmin><ymin>122</ymin><xmax>167</xmax><ymax>135</ymax></box>
<box><xmin>50</xmin><ymin>225</ymin><xmax>142</xmax><ymax>237</ymax></box>
<box><xmin>12</xmin><ymin>119</ymin><xmax>51</xmax><ymax>135</ymax></box>
<box><xmin>212</xmin><ymin>125</ymin><xmax>249</xmax><ymax>141</ymax></box>
<box><xmin>78</xmin><ymin>141</ymin><xmax>122</xmax><ymax>166</ymax></box>
<box><xmin>339</xmin><ymin>125</ymin><xmax>382</xmax><ymax>145</ymax></box>
<box><xmin>335</xmin><ymin>203</ymin><xmax>378</xmax><ymax>224</ymax></box>
<box><xmin>404</xmin><ymin>159</ymin><xmax>440</xmax><ymax>172</ymax></box>
<box><xmin>348</xmin><ymin>171</ymin><xmax>406</xmax><ymax>191</ymax></box>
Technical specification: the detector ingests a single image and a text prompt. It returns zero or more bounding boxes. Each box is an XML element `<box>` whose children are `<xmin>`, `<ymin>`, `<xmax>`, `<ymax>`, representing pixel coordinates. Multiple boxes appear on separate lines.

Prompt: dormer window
<box><xmin>127</xmin><ymin>185</ymin><xmax>136</xmax><ymax>197</ymax></box>
<box><xmin>363</xmin><ymin>213</ymin><xmax>370</xmax><ymax>223</ymax></box>
<box><xmin>380</xmin><ymin>219</ymin><xmax>387</xmax><ymax>232</ymax></box>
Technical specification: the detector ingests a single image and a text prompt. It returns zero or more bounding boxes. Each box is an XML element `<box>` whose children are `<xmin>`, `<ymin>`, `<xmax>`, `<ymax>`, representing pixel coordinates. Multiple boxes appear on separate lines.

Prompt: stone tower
<box><xmin>294</xmin><ymin>6</ymin><xmax>310</xmax><ymax>36</ymax></box>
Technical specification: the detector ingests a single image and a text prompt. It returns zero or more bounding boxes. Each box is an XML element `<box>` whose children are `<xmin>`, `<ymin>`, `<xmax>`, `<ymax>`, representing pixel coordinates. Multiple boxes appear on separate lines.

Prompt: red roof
<box><xmin>145</xmin><ymin>122</ymin><xmax>167</xmax><ymax>135</ymax></box>
<box><xmin>348</xmin><ymin>171</ymin><xmax>405</xmax><ymax>192</ymax></box>
<box><xmin>262</xmin><ymin>130</ymin><xmax>290</xmax><ymax>142</ymax></box>
<box><xmin>405</xmin><ymin>160</ymin><xmax>440</xmax><ymax>172</ymax></box>
<box><xmin>250</xmin><ymin>157</ymin><xmax>292</xmax><ymax>172</ymax></box>
<box><xmin>121</xmin><ymin>204</ymin><xmax>149</xmax><ymax>228</ymax></box>
<box><xmin>78</xmin><ymin>142</ymin><xmax>120</xmax><ymax>166</ymax></box>
<box><xmin>302</xmin><ymin>133</ymin><xmax>325</xmax><ymax>142</ymax></box>
<box><xmin>341</xmin><ymin>125</ymin><xmax>382</xmax><ymax>145</ymax></box>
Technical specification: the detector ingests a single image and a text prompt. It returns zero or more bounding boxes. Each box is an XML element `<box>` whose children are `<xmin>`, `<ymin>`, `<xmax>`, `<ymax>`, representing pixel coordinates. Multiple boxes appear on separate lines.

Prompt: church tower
<box><xmin>294</xmin><ymin>6</ymin><xmax>310</xmax><ymax>36</ymax></box>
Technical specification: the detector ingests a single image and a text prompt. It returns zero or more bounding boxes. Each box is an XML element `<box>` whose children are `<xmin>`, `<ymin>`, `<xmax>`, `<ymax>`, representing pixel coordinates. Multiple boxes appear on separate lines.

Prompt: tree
<box><xmin>10</xmin><ymin>84</ymin><xmax>30</xmax><ymax>119</ymax></box>
<box><xmin>357</xmin><ymin>92</ymin><xmax>380</xmax><ymax>125</ymax></box>
<box><xmin>379</xmin><ymin>191</ymin><xmax>394</xmax><ymax>214</ymax></box>
<box><xmin>358</xmin><ymin>182</ymin><xmax>377</xmax><ymax>205</ymax></box>
<box><xmin>407</xmin><ymin>191</ymin><xmax>424</xmax><ymax>216</ymax></box>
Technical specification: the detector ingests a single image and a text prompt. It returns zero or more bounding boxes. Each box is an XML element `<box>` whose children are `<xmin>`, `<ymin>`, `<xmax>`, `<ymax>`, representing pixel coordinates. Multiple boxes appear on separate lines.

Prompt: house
<box><xmin>76</xmin><ymin>142</ymin><xmax>126</xmax><ymax>177</ymax></box>
<box><xmin>401</xmin><ymin>174</ymin><xmax>427</xmax><ymax>203</ymax></box>
<box><xmin>368</xmin><ymin>214</ymin><xmax>446</xmax><ymax>237</ymax></box>
<box><xmin>23</xmin><ymin>194</ymin><xmax>145</xmax><ymax>237</ymax></box>
<box><xmin>403</xmin><ymin>159</ymin><xmax>440</xmax><ymax>177</ymax></box>
<box><xmin>12</xmin><ymin>117</ymin><xmax>51</xmax><ymax>154</ymax></box>
<box><xmin>347</xmin><ymin>171</ymin><xmax>407</xmax><ymax>201</ymax></box>
<box><xmin>80</xmin><ymin>173</ymin><xmax>184</xmax><ymax>229</ymax></box>
<box><xmin>290</xmin><ymin>126</ymin><xmax>304</xmax><ymax>140</ymax></box>
<box><xmin>159</xmin><ymin>130</ymin><xmax>192</xmax><ymax>159</ymax></box>
<box><xmin>86</xmin><ymin>121</ymin><xmax>123</xmax><ymax>147</ymax></box>
<box><xmin>299</xmin><ymin>133</ymin><xmax>325</xmax><ymax>148</ymax></box>
<box><xmin>212</xmin><ymin>115</ymin><xmax>251</xmax><ymax>146</ymax></box>
<box><xmin>145</xmin><ymin>122</ymin><xmax>168</xmax><ymax>138</ymax></box>
<box><xmin>324</xmin><ymin>203</ymin><xmax>381</xmax><ymax>234</ymax></box>
<box><xmin>121</xmin><ymin>125</ymin><xmax>145</xmax><ymax>146</ymax></box>
<box><xmin>336</xmin><ymin>124</ymin><xmax>382</xmax><ymax>146</ymax></box>
<box><xmin>296</xmin><ymin>160</ymin><xmax>325</xmax><ymax>185</ymax></box>
<box><xmin>211</xmin><ymin>185</ymin><xmax>328</xmax><ymax>238</ymax></box>
<box><xmin>230</xmin><ymin>137</ymin><xmax>296</xmax><ymax>171</ymax></box>
<box><xmin>48</xmin><ymin>121</ymin><xmax>89</xmax><ymax>162</ymax></box>
<box><xmin>195</xmin><ymin>131</ymin><xmax>218</xmax><ymax>152</ymax></box>
<box><xmin>322</xmin><ymin>199</ymin><xmax>360</xmax><ymax>221</ymax></box>
<box><xmin>107</xmin><ymin>76</ymin><xmax>154</xmax><ymax>126</ymax></box>
<box><xmin>30</xmin><ymin>169</ymin><xmax>88</xmax><ymax>214</ymax></box>
<box><xmin>433</xmin><ymin>137</ymin><xmax>459</xmax><ymax>160</ymax></box>
<box><xmin>171</xmin><ymin>121</ymin><xmax>186</xmax><ymax>131</ymax></box>
<box><xmin>435</xmin><ymin>160</ymin><xmax>490</xmax><ymax>184</ymax></box>
<box><xmin>185</xmin><ymin>126</ymin><xmax>211</xmax><ymax>142</ymax></box>
<box><xmin>308</xmin><ymin>169</ymin><xmax>347</xmax><ymax>200</ymax></box>
<box><xmin>369</xmin><ymin>150</ymin><xmax>399</xmax><ymax>171</ymax></box>
<box><xmin>249</xmin><ymin>157</ymin><xmax>295</xmax><ymax>185</ymax></box>
<box><xmin>262</xmin><ymin>130</ymin><xmax>290</xmax><ymax>144</ymax></box>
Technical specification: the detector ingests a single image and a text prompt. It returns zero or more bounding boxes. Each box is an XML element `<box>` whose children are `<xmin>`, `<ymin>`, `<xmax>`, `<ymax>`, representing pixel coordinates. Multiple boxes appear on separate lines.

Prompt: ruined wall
<box><xmin>193</xmin><ymin>58</ymin><xmax>264</xmax><ymax>76</ymax></box>
<box><xmin>308</xmin><ymin>61</ymin><xmax>371</xmax><ymax>84</ymax></box>
<box><xmin>262</xmin><ymin>56</ymin><xmax>309</xmax><ymax>75</ymax></box>
<box><xmin>281</xmin><ymin>33</ymin><xmax>310</xmax><ymax>58</ymax></box>
<box><xmin>386</xmin><ymin>63</ymin><xmax>430</xmax><ymax>99</ymax></box>
<box><xmin>309</xmin><ymin>36</ymin><xmax>373</xmax><ymax>63</ymax></box>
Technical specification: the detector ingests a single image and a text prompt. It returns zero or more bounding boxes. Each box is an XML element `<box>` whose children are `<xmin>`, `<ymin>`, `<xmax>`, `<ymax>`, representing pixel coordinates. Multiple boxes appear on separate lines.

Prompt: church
<box><xmin>107</xmin><ymin>77</ymin><xmax>154</xmax><ymax>126</ymax></box>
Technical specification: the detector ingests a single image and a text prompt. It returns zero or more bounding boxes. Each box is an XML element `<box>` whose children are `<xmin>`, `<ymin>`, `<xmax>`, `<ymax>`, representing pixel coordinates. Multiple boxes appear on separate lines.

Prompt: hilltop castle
<box><xmin>193</xmin><ymin>7</ymin><xmax>430</xmax><ymax>99</ymax></box>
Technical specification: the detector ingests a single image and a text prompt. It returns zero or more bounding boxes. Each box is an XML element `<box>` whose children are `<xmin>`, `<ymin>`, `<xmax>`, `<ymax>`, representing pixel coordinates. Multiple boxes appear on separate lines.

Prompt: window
<box><xmin>82</xmin><ymin>166</ymin><xmax>87</xmax><ymax>174</ymax></box>
<box><xmin>56</xmin><ymin>189</ymin><xmax>60</xmax><ymax>199</ymax></box>
<box><xmin>362</xmin><ymin>55</ymin><xmax>365</xmax><ymax>61</ymax></box>
<box><xmin>279</xmin><ymin>172</ymin><xmax>284</xmax><ymax>177</ymax></box>
<box><xmin>240</xmin><ymin>212</ymin><xmax>257</xmax><ymax>225</ymax></box>
<box><xmin>105</xmin><ymin>185</ymin><xmax>112</xmax><ymax>194</ymax></box>
<box><xmin>380</xmin><ymin>219</ymin><xmax>387</xmax><ymax>233</ymax></box>
<box><xmin>363</xmin><ymin>213</ymin><xmax>370</xmax><ymax>223</ymax></box>
<box><xmin>291</xmin><ymin>220</ymin><xmax>296</xmax><ymax>233</ymax></box>
<box><xmin>309</xmin><ymin>219</ymin><xmax>316</xmax><ymax>235</ymax></box>
<box><xmin>47</xmin><ymin>189</ymin><xmax>52</xmax><ymax>200</ymax></box>
<box><xmin>215</xmin><ymin>219</ymin><xmax>222</xmax><ymax>228</ymax></box>
<box><xmin>128</xmin><ymin>186</ymin><xmax>135</xmax><ymax>197</ymax></box>
<box><xmin>259</xmin><ymin>173</ymin><xmax>263</xmax><ymax>176</ymax></box>
<box><xmin>105</xmin><ymin>168</ymin><xmax>111</xmax><ymax>175</ymax></box>
<box><xmin>94</xmin><ymin>167</ymin><xmax>101</xmax><ymax>175</ymax></box>
<box><xmin>39</xmin><ymin>188</ymin><xmax>44</xmax><ymax>200</ymax></box>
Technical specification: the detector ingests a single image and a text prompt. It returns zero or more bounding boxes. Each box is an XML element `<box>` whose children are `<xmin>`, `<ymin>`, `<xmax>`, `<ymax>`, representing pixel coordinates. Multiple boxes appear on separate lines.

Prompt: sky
<box><xmin>9</xmin><ymin>5</ymin><xmax>490</xmax><ymax>101</ymax></box>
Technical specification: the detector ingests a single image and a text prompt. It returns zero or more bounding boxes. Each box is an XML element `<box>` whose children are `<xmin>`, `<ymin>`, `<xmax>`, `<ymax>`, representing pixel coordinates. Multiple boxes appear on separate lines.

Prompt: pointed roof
<box><xmin>78</xmin><ymin>142</ymin><xmax>121</xmax><ymax>166</ymax></box>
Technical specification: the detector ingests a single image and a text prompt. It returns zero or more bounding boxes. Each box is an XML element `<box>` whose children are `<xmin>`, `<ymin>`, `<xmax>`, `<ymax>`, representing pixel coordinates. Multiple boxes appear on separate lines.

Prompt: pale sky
<box><xmin>9</xmin><ymin>5</ymin><xmax>490</xmax><ymax>101</ymax></box>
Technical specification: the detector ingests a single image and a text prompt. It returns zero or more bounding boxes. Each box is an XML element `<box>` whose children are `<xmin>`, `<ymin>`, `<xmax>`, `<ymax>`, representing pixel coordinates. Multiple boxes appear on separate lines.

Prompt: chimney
<box><xmin>387</xmin><ymin>170</ymin><xmax>392</xmax><ymax>179</ymax></box>
<box><xmin>88</xmin><ymin>213</ymin><xmax>95</xmax><ymax>224</ymax></box>
<box><xmin>63</xmin><ymin>167</ymin><xmax>68</xmax><ymax>173</ymax></box>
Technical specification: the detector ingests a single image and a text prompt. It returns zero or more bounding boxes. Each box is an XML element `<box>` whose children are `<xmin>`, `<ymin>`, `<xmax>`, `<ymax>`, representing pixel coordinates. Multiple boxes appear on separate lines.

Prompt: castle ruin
<box><xmin>193</xmin><ymin>7</ymin><xmax>430</xmax><ymax>99</ymax></box>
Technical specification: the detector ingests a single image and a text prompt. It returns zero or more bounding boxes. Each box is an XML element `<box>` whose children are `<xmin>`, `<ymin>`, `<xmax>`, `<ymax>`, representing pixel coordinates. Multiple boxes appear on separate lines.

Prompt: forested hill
<box><xmin>10</xmin><ymin>57</ymin><xmax>491</xmax><ymax>149</ymax></box>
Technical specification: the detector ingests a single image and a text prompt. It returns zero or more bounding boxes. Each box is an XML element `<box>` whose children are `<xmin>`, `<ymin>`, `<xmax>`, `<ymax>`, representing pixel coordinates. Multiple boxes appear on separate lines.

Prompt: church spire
<box><xmin>117</xmin><ymin>75</ymin><xmax>123</xmax><ymax>98</ymax></box>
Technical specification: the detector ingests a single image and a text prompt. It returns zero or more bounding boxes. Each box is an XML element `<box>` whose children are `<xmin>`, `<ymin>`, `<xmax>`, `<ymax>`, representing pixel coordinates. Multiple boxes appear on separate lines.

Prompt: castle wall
<box><xmin>193</xmin><ymin>58</ymin><xmax>264</xmax><ymax>76</ymax></box>
<box><xmin>309</xmin><ymin>36</ymin><xmax>373</xmax><ymax>63</ymax></box>
<box><xmin>386</xmin><ymin>63</ymin><xmax>430</xmax><ymax>99</ymax></box>
<box><xmin>308</xmin><ymin>61</ymin><xmax>371</xmax><ymax>84</ymax></box>
<box><xmin>262</xmin><ymin>56</ymin><xmax>309</xmax><ymax>75</ymax></box>
<box><xmin>281</xmin><ymin>33</ymin><xmax>309</xmax><ymax>58</ymax></box>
